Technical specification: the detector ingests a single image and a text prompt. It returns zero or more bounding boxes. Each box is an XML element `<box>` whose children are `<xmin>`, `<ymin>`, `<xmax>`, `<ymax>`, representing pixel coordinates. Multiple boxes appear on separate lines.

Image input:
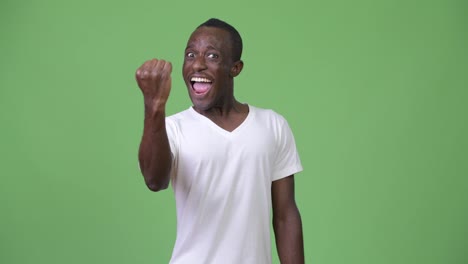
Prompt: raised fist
<box><xmin>136</xmin><ymin>59</ymin><xmax>172</xmax><ymax>108</ymax></box>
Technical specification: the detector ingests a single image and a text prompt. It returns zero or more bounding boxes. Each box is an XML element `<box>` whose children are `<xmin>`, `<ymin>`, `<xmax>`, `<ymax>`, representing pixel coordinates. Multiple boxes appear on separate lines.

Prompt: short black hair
<box><xmin>197</xmin><ymin>18</ymin><xmax>243</xmax><ymax>62</ymax></box>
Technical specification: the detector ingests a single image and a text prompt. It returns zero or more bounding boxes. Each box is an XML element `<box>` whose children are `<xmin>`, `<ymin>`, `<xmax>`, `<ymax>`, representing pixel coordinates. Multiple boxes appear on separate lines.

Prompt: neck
<box><xmin>193</xmin><ymin>98</ymin><xmax>250</xmax><ymax>132</ymax></box>
<box><xmin>194</xmin><ymin>97</ymin><xmax>247</xmax><ymax>118</ymax></box>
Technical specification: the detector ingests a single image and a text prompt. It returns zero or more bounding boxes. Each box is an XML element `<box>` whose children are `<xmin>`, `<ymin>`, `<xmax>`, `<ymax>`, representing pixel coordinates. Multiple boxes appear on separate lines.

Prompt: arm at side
<box><xmin>272</xmin><ymin>175</ymin><xmax>305</xmax><ymax>264</ymax></box>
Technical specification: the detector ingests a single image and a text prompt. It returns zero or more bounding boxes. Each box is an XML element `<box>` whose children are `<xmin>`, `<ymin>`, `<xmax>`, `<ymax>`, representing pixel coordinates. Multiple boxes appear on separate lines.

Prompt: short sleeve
<box><xmin>272</xmin><ymin>115</ymin><xmax>303</xmax><ymax>181</ymax></box>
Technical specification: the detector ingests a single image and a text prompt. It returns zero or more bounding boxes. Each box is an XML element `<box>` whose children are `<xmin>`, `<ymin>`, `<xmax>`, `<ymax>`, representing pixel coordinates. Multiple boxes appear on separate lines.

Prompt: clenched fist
<box><xmin>136</xmin><ymin>59</ymin><xmax>172</xmax><ymax>110</ymax></box>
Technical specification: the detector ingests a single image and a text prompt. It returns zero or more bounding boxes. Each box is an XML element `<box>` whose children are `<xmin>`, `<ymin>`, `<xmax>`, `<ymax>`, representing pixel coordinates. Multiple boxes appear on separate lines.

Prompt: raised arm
<box><xmin>136</xmin><ymin>59</ymin><xmax>173</xmax><ymax>192</ymax></box>
<box><xmin>272</xmin><ymin>175</ymin><xmax>305</xmax><ymax>264</ymax></box>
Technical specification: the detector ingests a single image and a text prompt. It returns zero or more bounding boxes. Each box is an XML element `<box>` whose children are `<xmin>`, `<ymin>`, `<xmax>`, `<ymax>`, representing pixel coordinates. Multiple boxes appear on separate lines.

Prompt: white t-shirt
<box><xmin>166</xmin><ymin>105</ymin><xmax>302</xmax><ymax>264</ymax></box>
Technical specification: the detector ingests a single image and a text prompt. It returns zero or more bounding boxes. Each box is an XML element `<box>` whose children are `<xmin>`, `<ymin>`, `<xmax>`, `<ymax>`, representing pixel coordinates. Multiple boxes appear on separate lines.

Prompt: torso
<box><xmin>165</xmin><ymin>105</ymin><xmax>303</xmax><ymax>264</ymax></box>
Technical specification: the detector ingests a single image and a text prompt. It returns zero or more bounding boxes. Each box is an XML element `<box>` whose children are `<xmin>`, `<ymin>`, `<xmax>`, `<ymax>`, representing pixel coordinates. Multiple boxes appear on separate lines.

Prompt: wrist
<box><xmin>144</xmin><ymin>98</ymin><xmax>167</xmax><ymax>114</ymax></box>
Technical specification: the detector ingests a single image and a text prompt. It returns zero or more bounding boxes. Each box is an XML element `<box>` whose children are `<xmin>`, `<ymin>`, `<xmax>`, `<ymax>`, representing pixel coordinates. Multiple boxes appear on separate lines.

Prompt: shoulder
<box><xmin>250</xmin><ymin>105</ymin><xmax>288</xmax><ymax>125</ymax></box>
<box><xmin>166</xmin><ymin>107</ymin><xmax>193</xmax><ymax>124</ymax></box>
<box><xmin>165</xmin><ymin>108</ymin><xmax>194</xmax><ymax>137</ymax></box>
<box><xmin>167</xmin><ymin>108</ymin><xmax>191</xmax><ymax>120</ymax></box>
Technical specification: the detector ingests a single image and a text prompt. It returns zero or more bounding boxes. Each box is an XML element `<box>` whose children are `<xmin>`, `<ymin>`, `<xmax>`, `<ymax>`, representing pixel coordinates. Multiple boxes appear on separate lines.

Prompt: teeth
<box><xmin>191</xmin><ymin>77</ymin><xmax>211</xmax><ymax>83</ymax></box>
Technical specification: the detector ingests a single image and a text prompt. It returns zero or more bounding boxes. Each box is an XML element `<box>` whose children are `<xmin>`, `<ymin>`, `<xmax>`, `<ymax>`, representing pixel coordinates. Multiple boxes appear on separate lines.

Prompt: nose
<box><xmin>192</xmin><ymin>55</ymin><xmax>207</xmax><ymax>72</ymax></box>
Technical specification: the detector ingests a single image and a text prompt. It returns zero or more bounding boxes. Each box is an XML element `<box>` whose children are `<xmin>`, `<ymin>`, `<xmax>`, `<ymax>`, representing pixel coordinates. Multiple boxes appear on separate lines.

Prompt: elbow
<box><xmin>145</xmin><ymin>177</ymin><xmax>170</xmax><ymax>192</ymax></box>
<box><xmin>139</xmin><ymin>162</ymin><xmax>172</xmax><ymax>192</ymax></box>
<box><xmin>273</xmin><ymin>206</ymin><xmax>302</xmax><ymax>229</ymax></box>
<box><xmin>146</xmin><ymin>182</ymin><xmax>169</xmax><ymax>192</ymax></box>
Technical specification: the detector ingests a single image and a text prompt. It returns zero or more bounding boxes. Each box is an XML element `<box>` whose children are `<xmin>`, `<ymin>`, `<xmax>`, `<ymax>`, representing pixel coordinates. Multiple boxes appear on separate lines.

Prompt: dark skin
<box><xmin>182</xmin><ymin>26</ymin><xmax>248</xmax><ymax>131</ymax></box>
<box><xmin>136</xmin><ymin>26</ymin><xmax>304</xmax><ymax>263</ymax></box>
<box><xmin>272</xmin><ymin>175</ymin><xmax>305</xmax><ymax>264</ymax></box>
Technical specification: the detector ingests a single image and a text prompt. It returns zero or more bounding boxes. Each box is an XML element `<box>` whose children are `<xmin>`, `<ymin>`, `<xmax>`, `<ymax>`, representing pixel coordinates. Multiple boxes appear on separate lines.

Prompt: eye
<box><xmin>207</xmin><ymin>53</ymin><xmax>219</xmax><ymax>59</ymax></box>
<box><xmin>186</xmin><ymin>52</ymin><xmax>195</xmax><ymax>58</ymax></box>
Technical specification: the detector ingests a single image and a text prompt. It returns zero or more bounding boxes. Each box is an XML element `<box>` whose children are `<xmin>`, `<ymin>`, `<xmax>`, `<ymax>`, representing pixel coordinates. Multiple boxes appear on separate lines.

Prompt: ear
<box><xmin>230</xmin><ymin>60</ymin><xmax>244</xmax><ymax>77</ymax></box>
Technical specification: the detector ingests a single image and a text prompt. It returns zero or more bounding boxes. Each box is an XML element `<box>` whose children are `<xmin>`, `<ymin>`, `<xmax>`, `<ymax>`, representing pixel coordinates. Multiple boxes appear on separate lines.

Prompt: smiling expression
<box><xmin>183</xmin><ymin>26</ymin><xmax>240</xmax><ymax>112</ymax></box>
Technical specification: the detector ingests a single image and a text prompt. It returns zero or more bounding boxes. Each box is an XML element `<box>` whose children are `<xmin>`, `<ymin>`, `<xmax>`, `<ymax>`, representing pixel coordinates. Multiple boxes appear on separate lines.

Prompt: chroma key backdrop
<box><xmin>1</xmin><ymin>0</ymin><xmax>467</xmax><ymax>263</ymax></box>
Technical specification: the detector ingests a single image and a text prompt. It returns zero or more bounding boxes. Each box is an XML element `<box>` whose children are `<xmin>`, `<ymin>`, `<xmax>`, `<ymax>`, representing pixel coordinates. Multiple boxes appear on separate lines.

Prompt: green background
<box><xmin>1</xmin><ymin>0</ymin><xmax>467</xmax><ymax>263</ymax></box>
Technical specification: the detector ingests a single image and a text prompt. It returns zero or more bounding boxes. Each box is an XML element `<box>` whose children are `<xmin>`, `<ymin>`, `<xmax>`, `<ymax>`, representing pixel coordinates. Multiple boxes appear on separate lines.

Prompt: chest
<box><xmin>177</xmin><ymin>121</ymin><xmax>276</xmax><ymax>167</ymax></box>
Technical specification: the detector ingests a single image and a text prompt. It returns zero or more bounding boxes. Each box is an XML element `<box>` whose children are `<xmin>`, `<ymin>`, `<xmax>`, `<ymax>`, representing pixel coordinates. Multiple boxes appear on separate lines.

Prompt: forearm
<box><xmin>138</xmin><ymin>104</ymin><xmax>172</xmax><ymax>191</ymax></box>
<box><xmin>273</xmin><ymin>205</ymin><xmax>305</xmax><ymax>264</ymax></box>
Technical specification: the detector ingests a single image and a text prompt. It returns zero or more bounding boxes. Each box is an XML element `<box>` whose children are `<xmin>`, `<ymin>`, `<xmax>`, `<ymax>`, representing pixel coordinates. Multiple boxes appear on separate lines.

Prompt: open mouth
<box><xmin>191</xmin><ymin>77</ymin><xmax>212</xmax><ymax>95</ymax></box>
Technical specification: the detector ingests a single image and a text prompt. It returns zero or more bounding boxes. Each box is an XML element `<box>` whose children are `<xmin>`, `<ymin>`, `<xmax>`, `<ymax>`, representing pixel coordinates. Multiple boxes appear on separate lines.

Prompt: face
<box><xmin>183</xmin><ymin>26</ymin><xmax>241</xmax><ymax>111</ymax></box>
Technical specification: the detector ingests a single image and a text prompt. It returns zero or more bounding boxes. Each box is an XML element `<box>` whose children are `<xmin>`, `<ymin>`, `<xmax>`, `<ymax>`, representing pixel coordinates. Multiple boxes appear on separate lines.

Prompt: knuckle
<box><xmin>150</xmin><ymin>71</ymin><xmax>158</xmax><ymax>78</ymax></box>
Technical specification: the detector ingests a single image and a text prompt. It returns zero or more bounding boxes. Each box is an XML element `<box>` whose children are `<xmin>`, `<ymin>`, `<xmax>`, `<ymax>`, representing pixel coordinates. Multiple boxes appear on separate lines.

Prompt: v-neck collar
<box><xmin>188</xmin><ymin>105</ymin><xmax>254</xmax><ymax>137</ymax></box>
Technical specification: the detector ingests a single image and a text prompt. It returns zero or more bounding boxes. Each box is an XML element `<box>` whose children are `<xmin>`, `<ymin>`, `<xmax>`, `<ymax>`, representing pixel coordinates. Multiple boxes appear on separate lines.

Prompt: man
<box><xmin>136</xmin><ymin>18</ymin><xmax>304</xmax><ymax>264</ymax></box>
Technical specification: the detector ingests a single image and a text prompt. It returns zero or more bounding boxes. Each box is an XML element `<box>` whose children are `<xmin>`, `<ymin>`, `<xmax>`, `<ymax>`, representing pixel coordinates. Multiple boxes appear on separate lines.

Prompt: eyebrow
<box><xmin>185</xmin><ymin>44</ymin><xmax>219</xmax><ymax>51</ymax></box>
<box><xmin>205</xmin><ymin>45</ymin><xmax>218</xmax><ymax>50</ymax></box>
